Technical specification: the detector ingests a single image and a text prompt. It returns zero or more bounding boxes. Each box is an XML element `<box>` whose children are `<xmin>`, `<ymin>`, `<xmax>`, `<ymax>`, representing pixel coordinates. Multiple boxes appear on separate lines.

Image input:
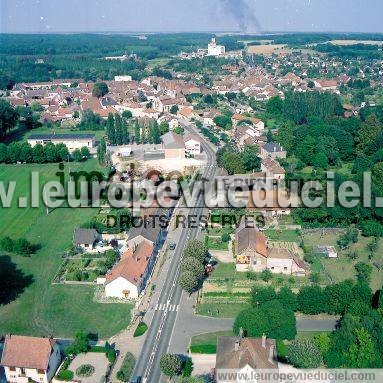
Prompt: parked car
<box><xmin>131</xmin><ymin>377</ymin><xmax>142</xmax><ymax>383</ymax></box>
<box><xmin>168</xmin><ymin>242</ymin><xmax>176</xmax><ymax>250</ymax></box>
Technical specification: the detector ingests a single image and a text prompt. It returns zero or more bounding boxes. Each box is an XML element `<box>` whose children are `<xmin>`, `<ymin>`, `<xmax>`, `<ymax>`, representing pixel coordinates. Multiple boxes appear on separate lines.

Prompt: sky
<box><xmin>1</xmin><ymin>0</ymin><xmax>383</xmax><ymax>34</ymax></box>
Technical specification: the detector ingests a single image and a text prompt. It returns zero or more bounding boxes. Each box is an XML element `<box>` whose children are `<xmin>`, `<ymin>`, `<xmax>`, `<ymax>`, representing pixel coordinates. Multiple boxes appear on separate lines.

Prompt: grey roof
<box><xmin>263</xmin><ymin>142</ymin><xmax>284</xmax><ymax>153</ymax></box>
<box><xmin>73</xmin><ymin>228</ymin><xmax>98</xmax><ymax>245</ymax></box>
<box><xmin>128</xmin><ymin>208</ymin><xmax>166</xmax><ymax>243</ymax></box>
<box><xmin>28</xmin><ymin>133</ymin><xmax>95</xmax><ymax>141</ymax></box>
<box><xmin>101</xmin><ymin>97</ymin><xmax>117</xmax><ymax>107</ymax></box>
<box><xmin>161</xmin><ymin>132</ymin><xmax>185</xmax><ymax>149</ymax></box>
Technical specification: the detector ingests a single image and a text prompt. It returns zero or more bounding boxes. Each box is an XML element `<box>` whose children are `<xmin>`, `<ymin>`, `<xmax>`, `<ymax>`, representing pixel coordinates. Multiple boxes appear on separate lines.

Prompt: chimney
<box><xmin>268</xmin><ymin>345</ymin><xmax>274</xmax><ymax>364</ymax></box>
<box><xmin>262</xmin><ymin>334</ymin><xmax>266</xmax><ymax>348</ymax></box>
<box><xmin>234</xmin><ymin>340</ymin><xmax>240</xmax><ymax>352</ymax></box>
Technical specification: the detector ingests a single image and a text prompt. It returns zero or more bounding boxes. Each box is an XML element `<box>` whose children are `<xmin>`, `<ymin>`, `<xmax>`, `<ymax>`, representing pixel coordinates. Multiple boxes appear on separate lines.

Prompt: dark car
<box><xmin>168</xmin><ymin>241</ymin><xmax>176</xmax><ymax>250</ymax></box>
<box><xmin>130</xmin><ymin>377</ymin><xmax>141</xmax><ymax>383</ymax></box>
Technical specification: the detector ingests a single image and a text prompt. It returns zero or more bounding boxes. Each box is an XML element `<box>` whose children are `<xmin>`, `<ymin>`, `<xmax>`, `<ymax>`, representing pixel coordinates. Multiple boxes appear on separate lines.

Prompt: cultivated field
<box><xmin>0</xmin><ymin>161</ymin><xmax>132</xmax><ymax>339</ymax></box>
<box><xmin>247</xmin><ymin>44</ymin><xmax>292</xmax><ymax>55</ymax></box>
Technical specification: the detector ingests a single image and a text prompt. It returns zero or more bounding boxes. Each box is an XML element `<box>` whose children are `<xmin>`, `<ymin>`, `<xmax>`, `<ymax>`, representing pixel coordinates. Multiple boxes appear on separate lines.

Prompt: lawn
<box><xmin>264</xmin><ymin>229</ymin><xmax>301</xmax><ymax>242</ymax></box>
<box><xmin>208</xmin><ymin>263</ymin><xmax>247</xmax><ymax>281</ymax></box>
<box><xmin>190</xmin><ymin>330</ymin><xmax>234</xmax><ymax>354</ymax></box>
<box><xmin>0</xmin><ymin>161</ymin><xmax>132</xmax><ymax>339</ymax></box>
<box><xmin>206</xmin><ymin>236</ymin><xmax>229</xmax><ymax>251</ymax></box>
<box><xmin>196</xmin><ymin>302</ymin><xmax>250</xmax><ymax>318</ymax></box>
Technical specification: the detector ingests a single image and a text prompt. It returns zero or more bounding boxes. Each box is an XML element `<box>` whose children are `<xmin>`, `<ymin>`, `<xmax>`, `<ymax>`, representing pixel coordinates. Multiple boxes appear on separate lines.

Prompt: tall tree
<box><xmin>122</xmin><ymin>119</ymin><xmax>130</xmax><ymax>145</ymax></box>
<box><xmin>115</xmin><ymin>113</ymin><xmax>123</xmax><ymax>145</ymax></box>
<box><xmin>106</xmin><ymin>113</ymin><xmax>116</xmax><ymax>145</ymax></box>
<box><xmin>92</xmin><ymin>82</ymin><xmax>109</xmax><ymax>98</ymax></box>
<box><xmin>0</xmin><ymin>100</ymin><xmax>19</xmax><ymax>141</ymax></box>
<box><xmin>134</xmin><ymin>120</ymin><xmax>141</xmax><ymax>144</ymax></box>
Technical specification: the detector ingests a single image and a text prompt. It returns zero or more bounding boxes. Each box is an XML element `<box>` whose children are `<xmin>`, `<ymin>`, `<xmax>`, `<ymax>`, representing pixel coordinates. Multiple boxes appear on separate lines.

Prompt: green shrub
<box><xmin>133</xmin><ymin>322</ymin><xmax>148</xmax><ymax>337</ymax></box>
<box><xmin>117</xmin><ymin>352</ymin><xmax>136</xmax><ymax>382</ymax></box>
<box><xmin>56</xmin><ymin>370</ymin><xmax>74</xmax><ymax>381</ymax></box>
<box><xmin>76</xmin><ymin>364</ymin><xmax>95</xmax><ymax>377</ymax></box>
<box><xmin>107</xmin><ymin>349</ymin><xmax>117</xmax><ymax>364</ymax></box>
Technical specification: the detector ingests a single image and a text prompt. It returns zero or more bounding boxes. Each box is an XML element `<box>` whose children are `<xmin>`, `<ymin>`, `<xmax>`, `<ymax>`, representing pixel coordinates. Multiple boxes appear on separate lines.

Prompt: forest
<box><xmin>266</xmin><ymin>93</ymin><xmax>383</xmax><ymax>234</ymax></box>
<box><xmin>0</xmin><ymin>33</ymin><xmax>244</xmax><ymax>87</ymax></box>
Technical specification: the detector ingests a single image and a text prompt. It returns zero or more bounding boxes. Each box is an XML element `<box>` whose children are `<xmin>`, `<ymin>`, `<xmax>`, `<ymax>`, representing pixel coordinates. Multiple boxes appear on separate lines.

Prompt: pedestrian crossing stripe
<box><xmin>154</xmin><ymin>303</ymin><xmax>179</xmax><ymax>312</ymax></box>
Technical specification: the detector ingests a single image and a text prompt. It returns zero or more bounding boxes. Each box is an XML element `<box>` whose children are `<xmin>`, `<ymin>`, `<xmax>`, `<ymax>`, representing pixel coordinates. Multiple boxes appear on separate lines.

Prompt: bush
<box><xmin>107</xmin><ymin>349</ymin><xmax>117</xmax><ymax>364</ymax></box>
<box><xmin>221</xmin><ymin>233</ymin><xmax>231</xmax><ymax>243</ymax></box>
<box><xmin>56</xmin><ymin>370</ymin><xmax>74</xmax><ymax>381</ymax></box>
<box><xmin>133</xmin><ymin>322</ymin><xmax>148</xmax><ymax>337</ymax></box>
<box><xmin>182</xmin><ymin>357</ymin><xmax>193</xmax><ymax>377</ymax></box>
<box><xmin>260</xmin><ymin>269</ymin><xmax>273</xmax><ymax>282</ymax></box>
<box><xmin>287</xmin><ymin>339</ymin><xmax>323</xmax><ymax>368</ymax></box>
<box><xmin>76</xmin><ymin>364</ymin><xmax>95</xmax><ymax>377</ymax></box>
<box><xmin>117</xmin><ymin>352</ymin><xmax>136</xmax><ymax>382</ymax></box>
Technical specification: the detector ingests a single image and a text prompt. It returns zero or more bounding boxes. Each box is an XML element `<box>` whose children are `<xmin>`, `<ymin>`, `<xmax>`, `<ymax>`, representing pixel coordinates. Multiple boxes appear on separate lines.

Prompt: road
<box><xmin>132</xmin><ymin>121</ymin><xmax>217</xmax><ymax>383</ymax></box>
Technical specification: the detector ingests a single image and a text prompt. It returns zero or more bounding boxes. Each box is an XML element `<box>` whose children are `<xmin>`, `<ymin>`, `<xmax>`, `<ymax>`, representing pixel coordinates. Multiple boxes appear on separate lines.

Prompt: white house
<box><xmin>27</xmin><ymin>133</ymin><xmax>96</xmax><ymax>152</ymax></box>
<box><xmin>261</xmin><ymin>157</ymin><xmax>285</xmax><ymax>180</ymax></box>
<box><xmin>1</xmin><ymin>335</ymin><xmax>61</xmax><ymax>383</ymax></box>
<box><xmin>207</xmin><ymin>37</ymin><xmax>226</xmax><ymax>56</ymax></box>
<box><xmin>114</xmin><ymin>75</ymin><xmax>133</xmax><ymax>82</ymax></box>
<box><xmin>105</xmin><ymin>242</ymin><xmax>154</xmax><ymax>299</ymax></box>
<box><xmin>184</xmin><ymin>134</ymin><xmax>201</xmax><ymax>155</ymax></box>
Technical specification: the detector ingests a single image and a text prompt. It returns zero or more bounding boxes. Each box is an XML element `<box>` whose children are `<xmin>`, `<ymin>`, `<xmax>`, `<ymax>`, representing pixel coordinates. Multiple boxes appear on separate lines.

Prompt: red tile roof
<box><xmin>106</xmin><ymin>242</ymin><xmax>153</xmax><ymax>286</ymax></box>
<box><xmin>1</xmin><ymin>335</ymin><xmax>55</xmax><ymax>370</ymax></box>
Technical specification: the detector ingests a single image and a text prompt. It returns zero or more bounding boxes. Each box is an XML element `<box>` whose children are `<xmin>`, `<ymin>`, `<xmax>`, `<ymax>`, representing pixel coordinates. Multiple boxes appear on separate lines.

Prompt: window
<box><xmin>38</xmin><ymin>369</ymin><xmax>45</xmax><ymax>374</ymax></box>
<box><xmin>284</xmin><ymin>267</ymin><xmax>288</xmax><ymax>270</ymax></box>
<box><xmin>9</xmin><ymin>367</ymin><xmax>16</xmax><ymax>372</ymax></box>
<box><xmin>271</xmin><ymin>267</ymin><xmax>275</xmax><ymax>270</ymax></box>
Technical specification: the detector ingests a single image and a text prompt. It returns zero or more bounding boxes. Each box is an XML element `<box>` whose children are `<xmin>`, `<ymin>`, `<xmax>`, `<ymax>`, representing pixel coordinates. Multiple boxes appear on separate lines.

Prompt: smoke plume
<box><xmin>220</xmin><ymin>0</ymin><xmax>262</xmax><ymax>33</ymax></box>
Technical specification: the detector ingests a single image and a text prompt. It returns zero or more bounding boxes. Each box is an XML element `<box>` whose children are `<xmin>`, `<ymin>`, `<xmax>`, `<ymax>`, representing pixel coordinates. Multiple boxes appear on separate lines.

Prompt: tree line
<box><xmin>234</xmin><ymin>277</ymin><xmax>383</xmax><ymax>369</ymax></box>
<box><xmin>0</xmin><ymin>141</ymin><xmax>90</xmax><ymax>164</ymax></box>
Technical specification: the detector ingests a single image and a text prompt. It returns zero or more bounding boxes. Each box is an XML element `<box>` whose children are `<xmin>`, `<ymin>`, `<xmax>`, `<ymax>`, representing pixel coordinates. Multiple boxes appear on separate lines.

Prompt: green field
<box><xmin>190</xmin><ymin>330</ymin><xmax>234</xmax><ymax>354</ymax></box>
<box><xmin>0</xmin><ymin>161</ymin><xmax>132</xmax><ymax>339</ymax></box>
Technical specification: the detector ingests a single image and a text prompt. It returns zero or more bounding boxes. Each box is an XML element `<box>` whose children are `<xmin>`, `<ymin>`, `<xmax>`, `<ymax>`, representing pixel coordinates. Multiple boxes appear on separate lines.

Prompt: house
<box><xmin>177</xmin><ymin>107</ymin><xmax>194</xmax><ymax>120</ymax></box>
<box><xmin>126</xmin><ymin>209</ymin><xmax>166</xmax><ymax>250</ymax></box>
<box><xmin>260</xmin><ymin>142</ymin><xmax>287</xmax><ymax>159</ymax></box>
<box><xmin>73</xmin><ymin>228</ymin><xmax>99</xmax><ymax>251</ymax></box>
<box><xmin>184</xmin><ymin>134</ymin><xmax>201</xmax><ymax>155</ymax></box>
<box><xmin>27</xmin><ymin>133</ymin><xmax>96</xmax><ymax>152</ymax></box>
<box><xmin>104</xmin><ymin>242</ymin><xmax>154</xmax><ymax>299</ymax></box>
<box><xmin>315</xmin><ymin>246</ymin><xmax>338</xmax><ymax>258</ymax></box>
<box><xmin>235</xmin><ymin>219</ymin><xmax>307</xmax><ymax>275</ymax></box>
<box><xmin>161</xmin><ymin>132</ymin><xmax>185</xmax><ymax>159</ymax></box>
<box><xmin>231</xmin><ymin>114</ymin><xmax>264</xmax><ymax>130</ymax></box>
<box><xmin>261</xmin><ymin>157</ymin><xmax>285</xmax><ymax>180</ymax></box>
<box><xmin>314</xmin><ymin>79</ymin><xmax>338</xmax><ymax>91</ymax></box>
<box><xmin>1</xmin><ymin>335</ymin><xmax>61</xmax><ymax>383</ymax></box>
<box><xmin>215</xmin><ymin>335</ymin><xmax>278</xmax><ymax>382</ymax></box>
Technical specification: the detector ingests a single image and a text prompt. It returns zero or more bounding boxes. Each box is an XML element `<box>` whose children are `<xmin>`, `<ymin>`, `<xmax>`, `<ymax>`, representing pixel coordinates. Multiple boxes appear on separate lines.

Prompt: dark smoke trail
<box><xmin>221</xmin><ymin>0</ymin><xmax>262</xmax><ymax>33</ymax></box>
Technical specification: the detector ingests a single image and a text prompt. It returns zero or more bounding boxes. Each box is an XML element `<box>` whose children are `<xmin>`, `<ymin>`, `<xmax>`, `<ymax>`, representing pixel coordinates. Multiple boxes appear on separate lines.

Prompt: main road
<box><xmin>132</xmin><ymin>121</ymin><xmax>218</xmax><ymax>383</ymax></box>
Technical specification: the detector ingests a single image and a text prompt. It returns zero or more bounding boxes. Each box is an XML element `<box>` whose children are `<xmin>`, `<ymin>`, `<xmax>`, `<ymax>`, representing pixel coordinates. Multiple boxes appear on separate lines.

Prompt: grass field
<box><xmin>0</xmin><ymin>161</ymin><xmax>132</xmax><ymax>339</ymax></box>
<box><xmin>190</xmin><ymin>330</ymin><xmax>234</xmax><ymax>354</ymax></box>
